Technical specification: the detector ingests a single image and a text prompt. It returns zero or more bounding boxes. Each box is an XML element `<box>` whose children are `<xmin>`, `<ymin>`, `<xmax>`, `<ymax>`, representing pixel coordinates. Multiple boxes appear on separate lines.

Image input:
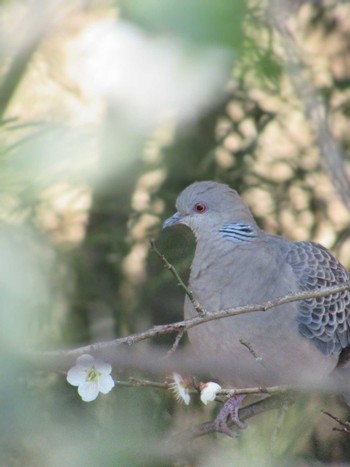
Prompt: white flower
<box><xmin>200</xmin><ymin>382</ymin><xmax>222</xmax><ymax>405</ymax></box>
<box><xmin>169</xmin><ymin>372</ymin><xmax>191</xmax><ymax>405</ymax></box>
<box><xmin>66</xmin><ymin>354</ymin><xmax>115</xmax><ymax>402</ymax></box>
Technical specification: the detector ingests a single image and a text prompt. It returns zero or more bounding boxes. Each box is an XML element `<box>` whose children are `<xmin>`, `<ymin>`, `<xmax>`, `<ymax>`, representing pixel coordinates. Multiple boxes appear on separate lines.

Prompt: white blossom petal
<box><xmin>200</xmin><ymin>382</ymin><xmax>222</xmax><ymax>405</ymax></box>
<box><xmin>98</xmin><ymin>375</ymin><xmax>115</xmax><ymax>394</ymax></box>
<box><xmin>172</xmin><ymin>372</ymin><xmax>182</xmax><ymax>386</ymax></box>
<box><xmin>180</xmin><ymin>389</ymin><xmax>190</xmax><ymax>406</ymax></box>
<box><xmin>75</xmin><ymin>354</ymin><xmax>95</xmax><ymax>367</ymax></box>
<box><xmin>78</xmin><ymin>381</ymin><xmax>100</xmax><ymax>402</ymax></box>
<box><xmin>170</xmin><ymin>372</ymin><xmax>191</xmax><ymax>405</ymax></box>
<box><xmin>95</xmin><ymin>361</ymin><xmax>112</xmax><ymax>375</ymax></box>
<box><xmin>66</xmin><ymin>366</ymin><xmax>87</xmax><ymax>386</ymax></box>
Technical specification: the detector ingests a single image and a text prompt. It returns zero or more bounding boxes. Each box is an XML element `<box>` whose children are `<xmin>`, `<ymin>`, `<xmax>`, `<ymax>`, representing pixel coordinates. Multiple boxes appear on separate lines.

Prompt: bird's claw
<box><xmin>214</xmin><ymin>395</ymin><xmax>246</xmax><ymax>437</ymax></box>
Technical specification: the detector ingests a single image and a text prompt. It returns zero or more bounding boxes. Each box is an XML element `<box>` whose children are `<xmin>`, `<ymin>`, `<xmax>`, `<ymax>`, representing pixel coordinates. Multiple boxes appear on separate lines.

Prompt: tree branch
<box><xmin>113</xmin><ymin>377</ymin><xmax>288</xmax><ymax>398</ymax></box>
<box><xmin>30</xmin><ymin>282</ymin><xmax>350</xmax><ymax>369</ymax></box>
<box><xmin>164</xmin><ymin>329</ymin><xmax>186</xmax><ymax>358</ymax></box>
<box><xmin>322</xmin><ymin>410</ymin><xmax>350</xmax><ymax>437</ymax></box>
<box><xmin>268</xmin><ymin>0</ymin><xmax>350</xmax><ymax>209</ymax></box>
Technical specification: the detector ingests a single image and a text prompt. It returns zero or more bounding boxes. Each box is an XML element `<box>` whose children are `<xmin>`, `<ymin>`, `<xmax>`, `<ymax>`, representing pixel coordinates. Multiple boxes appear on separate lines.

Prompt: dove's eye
<box><xmin>194</xmin><ymin>203</ymin><xmax>206</xmax><ymax>213</ymax></box>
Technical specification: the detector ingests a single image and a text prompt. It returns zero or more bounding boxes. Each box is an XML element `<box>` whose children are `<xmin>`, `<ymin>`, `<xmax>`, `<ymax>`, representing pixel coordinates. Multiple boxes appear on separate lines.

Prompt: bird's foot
<box><xmin>214</xmin><ymin>395</ymin><xmax>246</xmax><ymax>437</ymax></box>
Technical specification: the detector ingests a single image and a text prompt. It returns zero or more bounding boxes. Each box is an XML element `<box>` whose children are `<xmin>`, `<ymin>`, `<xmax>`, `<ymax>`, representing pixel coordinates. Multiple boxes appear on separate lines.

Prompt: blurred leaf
<box><xmin>0</xmin><ymin>223</ymin><xmax>55</xmax><ymax>349</ymax></box>
<box><xmin>6</xmin><ymin>124</ymin><xmax>96</xmax><ymax>186</ymax></box>
<box><xmin>119</xmin><ymin>0</ymin><xmax>247</xmax><ymax>49</ymax></box>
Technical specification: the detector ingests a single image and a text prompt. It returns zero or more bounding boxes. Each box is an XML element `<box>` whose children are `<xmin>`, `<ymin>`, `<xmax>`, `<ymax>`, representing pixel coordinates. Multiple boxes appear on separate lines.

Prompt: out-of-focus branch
<box><xmin>0</xmin><ymin>34</ymin><xmax>43</xmax><ymax>119</ymax></box>
<box><xmin>0</xmin><ymin>1</ymin><xmax>85</xmax><ymax>119</ymax></box>
<box><xmin>0</xmin><ymin>1</ymin><xmax>54</xmax><ymax>118</ymax></box>
<box><xmin>268</xmin><ymin>0</ymin><xmax>350</xmax><ymax>210</ymax></box>
<box><xmin>31</xmin><ymin>281</ymin><xmax>350</xmax><ymax>369</ymax></box>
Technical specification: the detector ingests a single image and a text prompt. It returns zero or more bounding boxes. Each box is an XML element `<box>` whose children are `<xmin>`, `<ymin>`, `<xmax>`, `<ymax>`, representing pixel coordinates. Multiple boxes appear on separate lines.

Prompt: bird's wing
<box><xmin>286</xmin><ymin>241</ymin><xmax>350</xmax><ymax>355</ymax></box>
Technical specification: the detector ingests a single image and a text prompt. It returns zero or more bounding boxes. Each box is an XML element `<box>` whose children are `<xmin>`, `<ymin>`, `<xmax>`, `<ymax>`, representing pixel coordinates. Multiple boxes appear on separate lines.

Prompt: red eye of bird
<box><xmin>194</xmin><ymin>203</ymin><xmax>206</xmax><ymax>213</ymax></box>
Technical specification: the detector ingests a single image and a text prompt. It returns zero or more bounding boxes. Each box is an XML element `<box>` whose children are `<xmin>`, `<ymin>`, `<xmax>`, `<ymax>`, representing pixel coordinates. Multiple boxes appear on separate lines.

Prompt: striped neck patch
<box><xmin>219</xmin><ymin>223</ymin><xmax>257</xmax><ymax>243</ymax></box>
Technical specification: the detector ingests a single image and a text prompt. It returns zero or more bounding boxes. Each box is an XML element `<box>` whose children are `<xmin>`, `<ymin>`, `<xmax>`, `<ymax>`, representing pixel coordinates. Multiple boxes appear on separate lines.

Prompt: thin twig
<box><xmin>218</xmin><ymin>385</ymin><xmax>289</xmax><ymax>397</ymax></box>
<box><xmin>150</xmin><ymin>240</ymin><xmax>206</xmax><ymax>315</ymax></box>
<box><xmin>240</xmin><ymin>339</ymin><xmax>264</xmax><ymax>365</ymax></box>
<box><xmin>164</xmin><ymin>329</ymin><xmax>186</xmax><ymax>358</ymax></box>
<box><xmin>322</xmin><ymin>410</ymin><xmax>350</xmax><ymax>436</ymax></box>
<box><xmin>116</xmin><ymin>377</ymin><xmax>167</xmax><ymax>390</ymax></box>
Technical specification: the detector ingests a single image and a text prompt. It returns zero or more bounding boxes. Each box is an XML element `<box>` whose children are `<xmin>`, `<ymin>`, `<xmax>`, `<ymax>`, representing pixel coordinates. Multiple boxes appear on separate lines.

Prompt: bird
<box><xmin>163</xmin><ymin>181</ymin><xmax>350</xmax><ymax>436</ymax></box>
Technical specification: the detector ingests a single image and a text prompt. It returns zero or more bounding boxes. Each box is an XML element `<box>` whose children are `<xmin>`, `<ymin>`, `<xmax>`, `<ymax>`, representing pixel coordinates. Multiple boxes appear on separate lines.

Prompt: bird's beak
<box><xmin>163</xmin><ymin>211</ymin><xmax>185</xmax><ymax>229</ymax></box>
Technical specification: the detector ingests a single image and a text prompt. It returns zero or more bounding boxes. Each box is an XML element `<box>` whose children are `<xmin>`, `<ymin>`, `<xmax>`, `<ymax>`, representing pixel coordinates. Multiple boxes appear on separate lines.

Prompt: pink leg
<box><xmin>214</xmin><ymin>395</ymin><xmax>246</xmax><ymax>437</ymax></box>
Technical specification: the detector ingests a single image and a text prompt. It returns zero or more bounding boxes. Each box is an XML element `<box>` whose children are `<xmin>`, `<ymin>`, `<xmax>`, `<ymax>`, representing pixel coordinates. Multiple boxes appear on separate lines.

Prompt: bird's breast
<box><xmin>189</xmin><ymin>241</ymin><xmax>286</xmax><ymax>312</ymax></box>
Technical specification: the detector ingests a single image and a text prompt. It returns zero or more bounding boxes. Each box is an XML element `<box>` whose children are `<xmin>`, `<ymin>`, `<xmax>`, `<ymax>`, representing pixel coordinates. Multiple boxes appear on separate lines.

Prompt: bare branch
<box><xmin>164</xmin><ymin>329</ymin><xmax>186</xmax><ymax>358</ymax></box>
<box><xmin>31</xmin><ymin>282</ymin><xmax>350</xmax><ymax>366</ymax></box>
<box><xmin>322</xmin><ymin>410</ymin><xmax>350</xmax><ymax>436</ymax></box>
<box><xmin>218</xmin><ymin>385</ymin><xmax>289</xmax><ymax>397</ymax></box>
<box><xmin>116</xmin><ymin>377</ymin><xmax>167</xmax><ymax>390</ymax></box>
<box><xmin>239</xmin><ymin>339</ymin><xmax>264</xmax><ymax>365</ymax></box>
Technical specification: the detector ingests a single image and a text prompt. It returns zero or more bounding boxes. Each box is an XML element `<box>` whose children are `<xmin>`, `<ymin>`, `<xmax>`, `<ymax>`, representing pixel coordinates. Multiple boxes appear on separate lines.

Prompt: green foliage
<box><xmin>119</xmin><ymin>0</ymin><xmax>247</xmax><ymax>49</ymax></box>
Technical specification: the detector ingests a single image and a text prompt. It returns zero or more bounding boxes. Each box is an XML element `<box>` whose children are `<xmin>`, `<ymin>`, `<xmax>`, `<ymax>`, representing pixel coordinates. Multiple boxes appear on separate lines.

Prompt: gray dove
<box><xmin>163</xmin><ymin>181</ymin><xmax>350</xmax><ymax>435</ymax></box>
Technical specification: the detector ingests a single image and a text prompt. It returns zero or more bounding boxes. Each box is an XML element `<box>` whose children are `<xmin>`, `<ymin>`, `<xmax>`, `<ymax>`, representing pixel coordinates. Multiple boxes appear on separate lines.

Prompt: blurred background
<box><xmin>1</xmin><ymin>0</ymin><xmax>350</xmax><ymax>465</ymax></box>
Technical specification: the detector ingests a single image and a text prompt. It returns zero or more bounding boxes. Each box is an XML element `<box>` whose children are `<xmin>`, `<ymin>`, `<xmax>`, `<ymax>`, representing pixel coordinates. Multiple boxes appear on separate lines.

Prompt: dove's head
<box><xmin>163</xmin><ymin>181</ymin><xmax>256</xmax><ymax>237</ymax></box>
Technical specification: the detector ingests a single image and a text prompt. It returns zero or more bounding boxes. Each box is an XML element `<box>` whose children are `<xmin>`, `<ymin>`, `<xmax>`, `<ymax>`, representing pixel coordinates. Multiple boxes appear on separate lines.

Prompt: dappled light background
<box><xmin>1</xmin><ymin>0</ymin><xmax>350</xmax><ymax>465</ymax></box>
